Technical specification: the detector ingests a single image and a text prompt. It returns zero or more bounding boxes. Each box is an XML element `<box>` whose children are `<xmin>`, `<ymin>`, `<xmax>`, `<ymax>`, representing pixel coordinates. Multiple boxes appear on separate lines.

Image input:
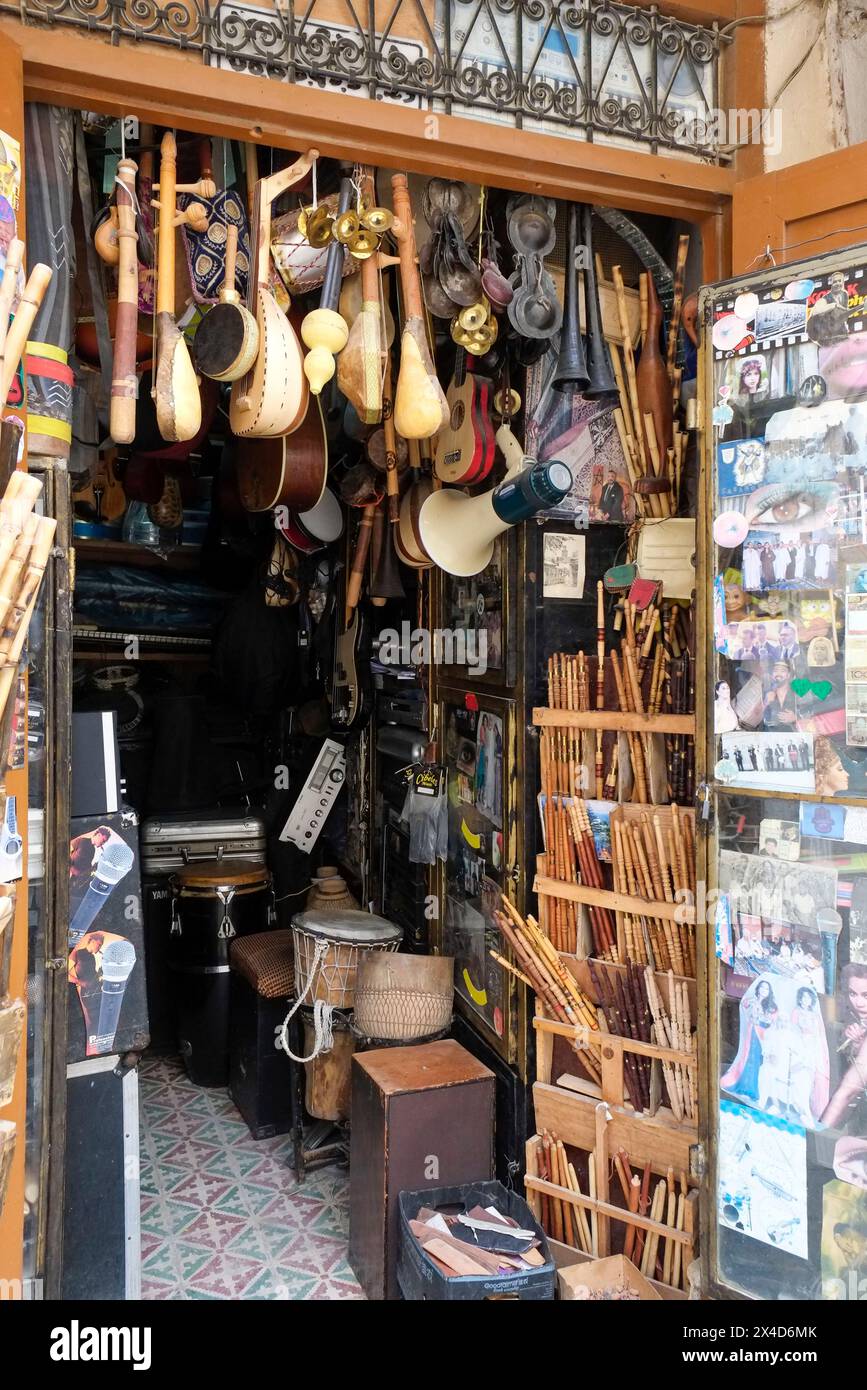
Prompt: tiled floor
<box><xmin>139</xmin><ymin>1054</ymin><xmax>364</xmax><ymax>1300</ymax></box>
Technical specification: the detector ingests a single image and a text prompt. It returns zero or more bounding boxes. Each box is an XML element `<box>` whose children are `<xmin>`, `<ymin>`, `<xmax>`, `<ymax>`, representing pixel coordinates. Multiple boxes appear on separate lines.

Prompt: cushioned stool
<box><xmin>229</xmin><ymin>929</ymin><xmax>295</xmax><ymax>1139</ymax></box>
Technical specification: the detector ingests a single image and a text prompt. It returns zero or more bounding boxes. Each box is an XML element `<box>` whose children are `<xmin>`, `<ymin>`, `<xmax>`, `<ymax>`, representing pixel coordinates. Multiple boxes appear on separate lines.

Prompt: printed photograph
<box><xmin>721</xmin><ymin>975</ymin><xmax>830</xmax><ymax>1128</ymax></box>
<box><xmin>718</xmin><ymin>731</ymin><xmax>815</xmax><ymax>792</ymax></box>
<box><xmin>718</xmin><ymin>1099</ymin><xmax>808</xmax><ymax>1259</ymax></box>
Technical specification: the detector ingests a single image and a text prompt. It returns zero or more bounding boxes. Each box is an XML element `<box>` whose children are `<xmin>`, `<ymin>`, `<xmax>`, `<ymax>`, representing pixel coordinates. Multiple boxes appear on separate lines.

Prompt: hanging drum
<box><xmin>168</xmin><ymin>859</ymin><xmax>274</xmax><ymax>1087</ymax></box>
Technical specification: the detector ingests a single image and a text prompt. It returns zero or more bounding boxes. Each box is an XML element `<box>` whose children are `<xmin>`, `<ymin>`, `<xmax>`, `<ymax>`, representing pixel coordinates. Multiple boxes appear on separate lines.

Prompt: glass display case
<box><xmin>702</xmin><ymin>245</ymin><xmax>867</xmax><ymax>1300</ymax></box>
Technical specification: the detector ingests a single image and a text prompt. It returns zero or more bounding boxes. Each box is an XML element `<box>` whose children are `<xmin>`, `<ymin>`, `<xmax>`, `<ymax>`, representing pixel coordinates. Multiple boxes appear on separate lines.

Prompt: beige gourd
<box><xmin>391</xmin><ymin>173</ymin><xmax>449</xmax><ymax>440</ymax></box>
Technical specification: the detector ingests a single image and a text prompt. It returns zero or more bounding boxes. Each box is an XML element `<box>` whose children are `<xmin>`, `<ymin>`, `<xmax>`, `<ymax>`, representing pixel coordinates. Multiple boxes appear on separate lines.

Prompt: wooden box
<box><xmin>349</xmin><ymin>1039</ymin><xmax>495</xmax><ymax>1301</ymax></box>
<box><xmin>558</xmin><ymin>1254</ymin><xmax>662</xmax><ymax>1301</ymax></box>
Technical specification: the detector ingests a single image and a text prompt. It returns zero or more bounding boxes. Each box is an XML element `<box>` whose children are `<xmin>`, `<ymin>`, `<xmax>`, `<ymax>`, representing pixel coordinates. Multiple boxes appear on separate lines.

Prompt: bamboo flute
<box><xmin>567</xmin><ymin>1162</ymin><xmax>594</xmax><ymax>1254</ymax></box>
<box><xmin>640</xmin><ymin>1178</ymin><xmax>667</xmax><ymax>1278</ymax></box>
<box><xmin>554</xmin><ymin>1138</ymin><xmax>576</xmax><ymax>1247</ymax></box>
<box><xmin>596</xmin><ymin>581</ymin><xmax>605</xmax><ymax>711</ymax></box>
<box><xmin>632</xmin><ymin>1162</ymin><xmax>652</xmax><ymax>1265</ymax></box>
<box><xmin>662</xmin><ymin>1167</ymin><xmax>677</xmax><ymax>1285</ymax></box>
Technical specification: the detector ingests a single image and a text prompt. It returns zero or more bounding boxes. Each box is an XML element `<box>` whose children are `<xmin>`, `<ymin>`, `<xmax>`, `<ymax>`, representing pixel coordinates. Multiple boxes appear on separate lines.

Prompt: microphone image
<box><xmin>69</xmin><ymin>839</ymin><xmax>135</xmax><ymax>945</ymax></box>
<box><xmin>0</xmin><ymin>796</ymin><xmax>22</xmax><ymax>881</ymax></box>
<box><xmin>816</xmin><ymin>907</ymin><xmax>843</xmax><ymax>996</ymax></box>
<box><xmin>89</xmin><ymin>939</ymin><xmax>137</xmax><ymax>1055</ymax></box>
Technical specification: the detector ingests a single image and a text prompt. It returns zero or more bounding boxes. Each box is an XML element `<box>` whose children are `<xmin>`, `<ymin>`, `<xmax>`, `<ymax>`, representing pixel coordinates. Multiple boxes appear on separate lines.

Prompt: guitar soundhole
<box><xmin>451</xmin><ymin>401</ymin><xmax>464</xmax><ymax>431</ymax></box>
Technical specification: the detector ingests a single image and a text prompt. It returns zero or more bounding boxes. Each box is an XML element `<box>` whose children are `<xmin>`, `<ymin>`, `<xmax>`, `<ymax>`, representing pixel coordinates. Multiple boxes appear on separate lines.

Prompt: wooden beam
<box><xmin>1</xmin><ymin>20</ymin><xmax>735</xmax><ymax>222</ymax></box>
<box><xmin>533</xmin><ymin>874</ymin><xmax>696</xmax><ymax>924</ymax></box>
<box><xmin>533</xmin><ymin>707</ymin><xmax>695</xmax><ymax>734</ymax></box>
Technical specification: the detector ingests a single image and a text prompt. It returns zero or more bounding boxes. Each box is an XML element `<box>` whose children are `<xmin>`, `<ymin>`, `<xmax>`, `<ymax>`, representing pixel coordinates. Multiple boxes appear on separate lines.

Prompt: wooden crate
<box><xmin>524</xmin><ymin>1134</ymin><xmax>698</xmax><ymax>1294</ymax></box>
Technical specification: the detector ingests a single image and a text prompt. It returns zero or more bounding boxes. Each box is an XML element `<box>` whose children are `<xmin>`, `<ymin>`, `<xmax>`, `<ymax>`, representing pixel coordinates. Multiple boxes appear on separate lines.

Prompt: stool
<box><xmin>229</xmin><ymin>929</ymin><xmax>295</xmax><ymax>1139</ymax></box>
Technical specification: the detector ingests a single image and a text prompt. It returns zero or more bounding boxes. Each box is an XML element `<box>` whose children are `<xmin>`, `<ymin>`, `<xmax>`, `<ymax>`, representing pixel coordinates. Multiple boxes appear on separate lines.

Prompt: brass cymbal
<box><xmin>305</xmin><ymin>204</ymin><xmax>333</xmax><ymax>249</ymax></box>
<box><xmin>457</xmin><ymin>298</ymin><xmax>490</xmax><ymax>331</ymax></box>
<box><xmin>334</xmin><ymin>210</ymin><xmax>361</xmax><ymax>245</ymax></box>
<box><xmin>348</xmin><ymin>227</ymin><xmax>380</xmax><ymax>260</ymax></box>
<box><xmin>361</xmin><ymin>205</ymin><xmax>394</xmax><ymax>234</ymax></box>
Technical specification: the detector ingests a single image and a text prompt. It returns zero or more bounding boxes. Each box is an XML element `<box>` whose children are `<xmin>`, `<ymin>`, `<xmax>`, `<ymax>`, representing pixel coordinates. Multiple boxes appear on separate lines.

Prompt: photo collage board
<box><xmin>711</xmin><ymin>248</ymin><xmax>867</xmax><ymax>1299</ymax></box>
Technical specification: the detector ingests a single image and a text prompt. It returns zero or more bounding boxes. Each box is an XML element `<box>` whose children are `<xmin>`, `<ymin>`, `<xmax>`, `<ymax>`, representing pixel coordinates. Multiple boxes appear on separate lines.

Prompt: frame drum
<box><xmin>278</xmin><ymin>486</ymin><xmax>344</xmax><ymax>555</ymax></box>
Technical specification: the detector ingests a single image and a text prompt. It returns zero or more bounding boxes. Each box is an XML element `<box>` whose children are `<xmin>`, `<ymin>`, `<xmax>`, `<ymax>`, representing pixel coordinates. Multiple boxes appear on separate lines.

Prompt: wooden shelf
<box><xmin>73</xmin><ymin>538</ymin><xmax>202</xmax><ymax>571</ymax></box>
<box><xmin>533</xmin><ymin>873</ymin><xmax>696</xmax><ymax>926</ymax></box>
<box><xmin>533</xmin><ymin>707</ymin><xmax>695</xmax><ymax>735</ymax></box>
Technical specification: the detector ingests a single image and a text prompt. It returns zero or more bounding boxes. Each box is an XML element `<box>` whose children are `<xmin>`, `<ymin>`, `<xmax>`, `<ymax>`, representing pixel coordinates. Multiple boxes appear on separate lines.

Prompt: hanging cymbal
<box><xmin>458</xmin><ymin>298</ymin><xmax>490</xmax><ymax>332</ymax></box>
<box><xmin>306</xmin><ymin>204</ymin><xmax>333</xmax><ymax>249</ymax></box>
<box><xmin>348</xmin><ymin>227</ymin><xmax>379</xmax><ymax>260</ymax></box>
<box><xmin>334</xmin><ymin>210</ymin><xmax>361</xmax><ymax>245</ymax></box>
<box><xmin>361</xmin><ymin>205</ymin><xmax>394</xmax><ymax>235</ymax></box>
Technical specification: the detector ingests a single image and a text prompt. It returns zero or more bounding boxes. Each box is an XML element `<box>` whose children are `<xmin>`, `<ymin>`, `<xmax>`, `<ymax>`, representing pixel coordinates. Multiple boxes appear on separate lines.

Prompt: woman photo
<box><xmin>815</xmin><ymin>737</ymin><xmax>850</xmax><ymax>796</ymax></box>
<box><xmin>715</xmin><ymin>680</ymin><xmax>740</xmax><ymax>733</ymax></box>
<box><xmin>721</xmin><ymin>978</ymin><xmax>778</xmax><ymax>1103</ymax></box>
<box><xmin>821</xmin><ymin>965</ymin><xmax>867</xmax><ymax>1130</ymax></box>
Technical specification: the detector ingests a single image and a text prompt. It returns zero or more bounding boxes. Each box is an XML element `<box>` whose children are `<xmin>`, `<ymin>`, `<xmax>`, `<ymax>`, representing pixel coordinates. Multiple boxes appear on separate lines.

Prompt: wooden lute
<box><xmin>236</xmin><ymin>393</ymin><xmax>327</xmax><ymax>513</ymax></box>
<box><xmin>153</xmin><ymin>132</ymin><xmax>202</xmax><ymax>443</ymax></box>
<box><xmin>391</xmin><ymin>173</ymin><xmax>449</xmax><ymax>440</ymax></box>
<box><xmin>229</xmin><ymin>149</ymin><xmax>318</xmax><ymax>438</ymax></box>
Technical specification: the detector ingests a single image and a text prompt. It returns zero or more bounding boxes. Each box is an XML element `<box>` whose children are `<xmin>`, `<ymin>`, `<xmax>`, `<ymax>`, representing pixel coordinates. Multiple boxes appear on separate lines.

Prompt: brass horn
<box><xmin>551</xmin><ymin>204</ymin><xmax>590</xmax><ymax>394</ymax></box>
<box><xmin>580</xmin><ymin>205</ymin><xmax>618</xmax><ymax>401</ymax></box>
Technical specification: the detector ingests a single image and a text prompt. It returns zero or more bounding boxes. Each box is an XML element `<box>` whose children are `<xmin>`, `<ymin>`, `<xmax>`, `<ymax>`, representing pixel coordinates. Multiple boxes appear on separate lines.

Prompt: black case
<box><xmin>228</xmin><ymin>972</ymin><xmax>293</xmax><ymax>1139</ymax></box>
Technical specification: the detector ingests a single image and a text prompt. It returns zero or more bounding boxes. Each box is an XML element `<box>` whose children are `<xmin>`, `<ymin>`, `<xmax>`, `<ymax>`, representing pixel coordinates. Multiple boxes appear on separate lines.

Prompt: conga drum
<box><xmin>169</xmin><ymin>859</ymin><xmax>274</xmax><ymax>1086</ymax></box>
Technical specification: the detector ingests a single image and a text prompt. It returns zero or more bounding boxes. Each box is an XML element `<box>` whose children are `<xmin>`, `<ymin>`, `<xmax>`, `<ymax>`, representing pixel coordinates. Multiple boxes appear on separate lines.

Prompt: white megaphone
<box><xmin>418</xmin><ymin>423</ymin><xmax>572</xmax><ymax>577</ymax></box>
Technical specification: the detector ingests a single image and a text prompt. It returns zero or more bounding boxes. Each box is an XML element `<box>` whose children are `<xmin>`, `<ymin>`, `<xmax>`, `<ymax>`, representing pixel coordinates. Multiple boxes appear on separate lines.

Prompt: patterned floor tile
<box><xmin>139</xmin><ymin>1053</ymin><xmax>363</xmax><ymax>1301</ymax></box>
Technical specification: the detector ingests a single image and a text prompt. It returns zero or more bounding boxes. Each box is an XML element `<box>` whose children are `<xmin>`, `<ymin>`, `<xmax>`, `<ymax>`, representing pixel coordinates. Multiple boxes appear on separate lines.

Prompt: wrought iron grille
<box><xmin>1</xmin><ymin>0</ymin><xmax>730</xmax><ymax>161</ymax></box>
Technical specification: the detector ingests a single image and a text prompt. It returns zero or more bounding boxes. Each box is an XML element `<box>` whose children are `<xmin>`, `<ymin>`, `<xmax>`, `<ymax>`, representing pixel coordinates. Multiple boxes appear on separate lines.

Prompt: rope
<box><xmin>278</xmin><ymin>937</ymin><xmax>336</xmax><ymax>1063</ymax></box>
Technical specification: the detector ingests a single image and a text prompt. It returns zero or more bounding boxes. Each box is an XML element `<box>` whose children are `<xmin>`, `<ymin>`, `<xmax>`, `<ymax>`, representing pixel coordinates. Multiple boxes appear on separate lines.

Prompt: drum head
<box><xmin>297</xmin><ymin>487</ymin><xmax>344</xmax><ymax>545</ymax></box>
<box><xmin>173</xmin><ymin>858</ymin><xmax>272</xmax><ymax>890</ymax></box>
<box><xmin>292</xmin><ymin>908</ymin><xmax>402</xmax><ymax>945</ymax></box>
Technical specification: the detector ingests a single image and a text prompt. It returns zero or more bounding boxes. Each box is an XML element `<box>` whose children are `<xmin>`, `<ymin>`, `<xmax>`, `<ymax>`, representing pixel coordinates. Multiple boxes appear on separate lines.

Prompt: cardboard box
<box><xmin>67</xmin><ymin>810</ymin><xmax>148</xmax><ymax>1062</ymax></box>
<box><xmin>558</xmin><ymin>1254</ymin><xmax>663</xmax><ymax>1301</ymax></box>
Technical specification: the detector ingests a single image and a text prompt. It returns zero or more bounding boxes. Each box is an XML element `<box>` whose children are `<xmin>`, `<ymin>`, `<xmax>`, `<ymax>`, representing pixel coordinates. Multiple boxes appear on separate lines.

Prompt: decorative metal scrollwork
<box><xmin>1</xmin><ymin>0</ymin><xmax>730</xmax><ymax>161</ymax></box>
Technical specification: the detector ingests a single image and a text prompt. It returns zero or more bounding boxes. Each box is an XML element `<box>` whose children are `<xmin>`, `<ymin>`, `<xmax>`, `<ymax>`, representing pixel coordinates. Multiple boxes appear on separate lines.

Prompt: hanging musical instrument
<box><xmin>337</xmin><ymin>170</ymin><xmax>390</xmax><ymax>423</ymax></box>
<box><xmin>72</xmin><ymin>448</ymin><xmax>127</xmax><ymax>526</ymax></box>
<box><xmin>418</xmin><ymin>457</ymin><xmax>571</xmax><ymax>577</ymax></box>
<box><xmin>434</xmin><ymin>347</ymin><xmax>495</xmax><ymax>485</ymax></box>
<box><xmin>380</xmin><ymin>352</ymin><xmax>401</xmax><ymax>523</ymax></box>
<box><xmin>636</xmin><ymin>271</ymin><xmax>673</xmax><ymax>463</ymax></box>
<box><xmin>391</xmin><ymin>173</ymin><xmax>449</xmax><ymax>439</ymax></box>
<box><xmin>370</xmin><ymin>499</ymin><xmax>405</xmax><ymax>604</ymax></box>
<box><xmin>235</xmin><ymin>394</ymin><xmax>327</xmax><ymax>513</ymax></box>
<box><xmin>110</xmin><ymin>155</ymin><xmax>140</xmax><ymax>445</ymax></box>
<box><xmin>278</xmin><ymin>486</ymin><xmax>344</xmax><ymax>555</ymax></box>
<box><xmin>152</xmin><ymin>132</ymin><xmax>202</xmax><ymax>444</ymax></box>
<box><xmin>194</xmin><ymin>224</ymin><xmax>259</xmax><ymax>382</ymax></box>
<box><xmin>331</xmin><ymin>518</ymin><xmax>373</xmax><ymax>731</ymax></box>
<box><xmin>0</xmin><ymin>260</ymin><xmax>52</xmax><ymax>408</ymax></box>
<box><xmin>579</xmin><ymin>205</ymin><xmax>618</xmax><ymax>400</ymax></box>
<box><xmin>301</xmin><ymin>176</ymin><xmax>352</xmax><ymax>397</ymax></box>
<box><xmin>229</xmin><ymin>149</ymin><xmax>317</xmax><ymax>438</ymax></box>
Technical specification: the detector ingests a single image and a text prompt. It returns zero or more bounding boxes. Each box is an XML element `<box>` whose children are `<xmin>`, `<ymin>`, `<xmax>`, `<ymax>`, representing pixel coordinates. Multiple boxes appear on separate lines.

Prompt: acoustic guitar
<box><xmin>235</xmin><ymin>395</ymin><xmax>327</xmax><ymax>514</ymax></box>
<box><xmin>229</xmin><ymin>150</ymin><xmax>318</xmax><ymax>439</ymax></box>
<box><xmin>434</xmin><ymin>348</ymin><xmax>495</xmax><ymax>485</ymax></box>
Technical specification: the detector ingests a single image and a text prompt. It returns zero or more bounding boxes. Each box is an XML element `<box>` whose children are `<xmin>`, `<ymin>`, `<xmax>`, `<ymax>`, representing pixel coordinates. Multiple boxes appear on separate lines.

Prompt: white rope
<box><xmin>278</xmin><ymin>938</ymin><xmax>335</xmax><ymax>1063</ymax></box>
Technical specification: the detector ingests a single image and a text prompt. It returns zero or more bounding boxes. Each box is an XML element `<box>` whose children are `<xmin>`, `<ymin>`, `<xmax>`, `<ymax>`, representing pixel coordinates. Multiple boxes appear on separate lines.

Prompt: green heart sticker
<box><xmin>792</xmin><ymin>678</ymin><xmax>832</xmax><ymax>700</ymax></box>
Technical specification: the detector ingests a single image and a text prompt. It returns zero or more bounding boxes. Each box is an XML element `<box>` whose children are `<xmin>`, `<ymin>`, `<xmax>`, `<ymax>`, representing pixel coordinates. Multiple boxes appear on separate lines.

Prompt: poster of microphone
<box><xmin>67</xmin><ymin>811</ymin><xmax>149</xmax><ymax>1062</ymax></box>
